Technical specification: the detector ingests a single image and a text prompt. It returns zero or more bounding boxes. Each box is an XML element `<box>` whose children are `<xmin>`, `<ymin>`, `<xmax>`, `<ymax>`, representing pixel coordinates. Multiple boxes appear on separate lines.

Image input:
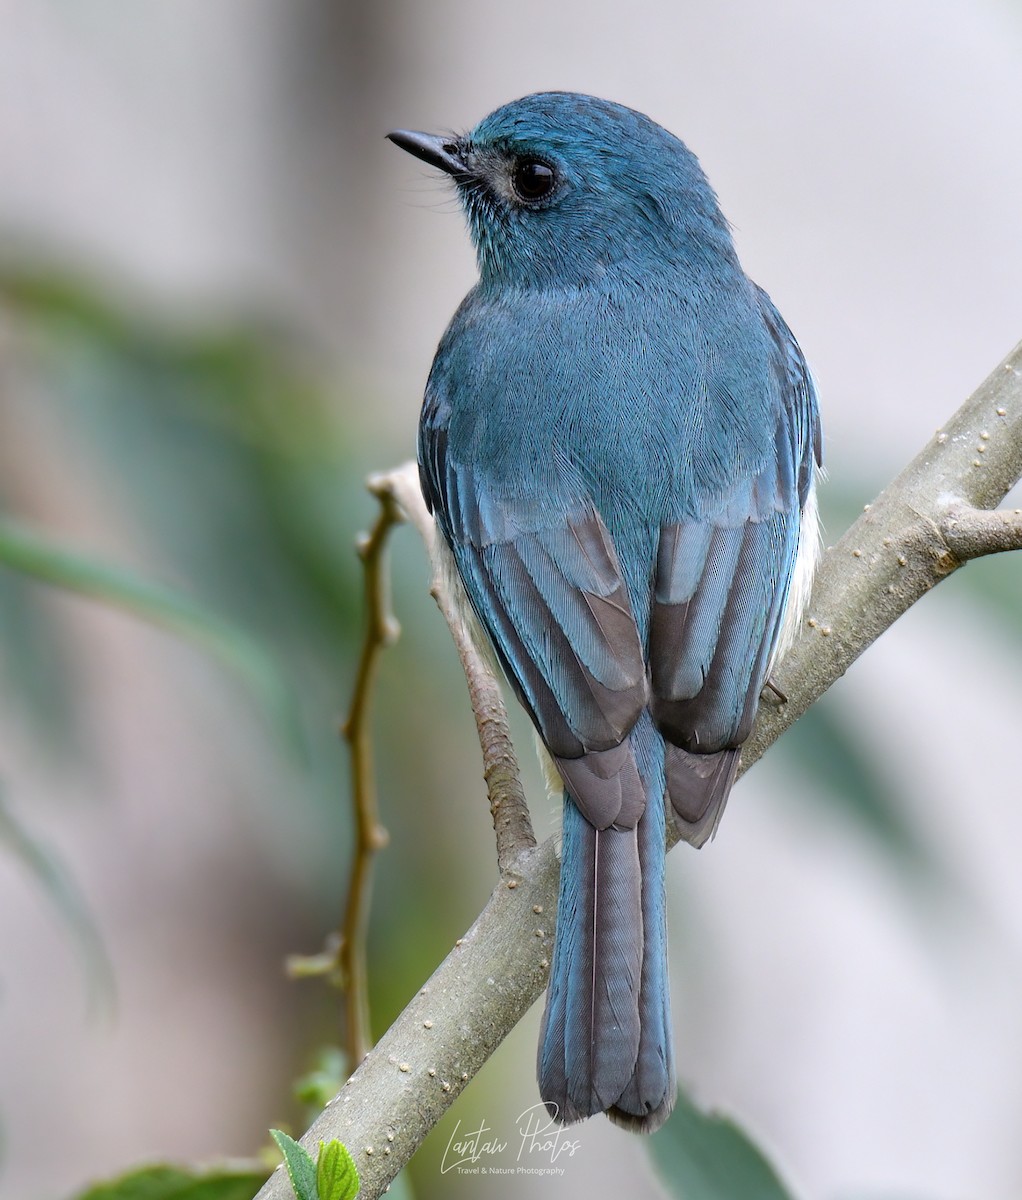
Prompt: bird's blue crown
<box><xmin>448</xmin><ymin>92</ymin><xmax>735</xmax><ymax>288</ymax></box>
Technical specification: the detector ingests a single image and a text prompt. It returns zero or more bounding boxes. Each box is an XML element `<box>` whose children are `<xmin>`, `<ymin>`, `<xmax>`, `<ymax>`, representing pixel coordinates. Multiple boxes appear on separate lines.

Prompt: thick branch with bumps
<box><xmin>738</xmin><ymin>340</ymin><xmax>1022</xmax><ymax>775</ymax></box>
<box><xmin>257</xmin><ymin>340</ymin><xmax>1022</xmax><ymax>1200</ymax></box>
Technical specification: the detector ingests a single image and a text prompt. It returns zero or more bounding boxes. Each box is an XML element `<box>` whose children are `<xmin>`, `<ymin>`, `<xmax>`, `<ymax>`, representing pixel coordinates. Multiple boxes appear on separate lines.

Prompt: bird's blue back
<box><xmin>398</xmin><ymin>91</ymin><xmax>820</xmax><ymax>1131</ymax></box>
<box><xmin>428</xmin><ymin>273</ymin><xmax>786</xmax><ymax>620</ymax></box>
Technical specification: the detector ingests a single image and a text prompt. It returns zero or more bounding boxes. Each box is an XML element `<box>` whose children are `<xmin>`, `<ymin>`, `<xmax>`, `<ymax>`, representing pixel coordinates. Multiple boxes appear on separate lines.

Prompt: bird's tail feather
<box><xmin>607</xmin><ymin>785</ymin><xmax>676</xmax><ymax>1131</ymax></box>
<box><xmin>666</xmin><ymin>743</ymin><xmax>740</xmax><ymax>848</ymax></box>
<box><xmin>538</xmin><ymin>775</ymin><xmax>675</xmax><ymax>1130</ymax></box>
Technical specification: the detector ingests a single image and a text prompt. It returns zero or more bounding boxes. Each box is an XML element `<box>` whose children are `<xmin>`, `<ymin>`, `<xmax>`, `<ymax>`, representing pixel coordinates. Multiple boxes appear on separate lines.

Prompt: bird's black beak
<box><xmin>387</xmin><ymin>130</ymin><xmax>468</xmax><ymax>177</ymax></box>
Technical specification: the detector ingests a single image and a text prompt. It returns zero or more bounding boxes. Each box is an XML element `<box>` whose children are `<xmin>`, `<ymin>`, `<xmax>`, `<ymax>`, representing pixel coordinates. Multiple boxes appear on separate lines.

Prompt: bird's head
<box><xmin>389</xmin><ymin>92</ymin><xmax>734</xmax><ymax>290</ymax></box>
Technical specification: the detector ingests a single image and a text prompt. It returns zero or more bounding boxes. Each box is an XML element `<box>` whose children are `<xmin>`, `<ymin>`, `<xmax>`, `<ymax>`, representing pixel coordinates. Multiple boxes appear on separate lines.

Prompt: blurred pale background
<box><xmin>2</xmin><ymin>2</ymin><xmax>1022</xmax><ymax>1198</ymax></box>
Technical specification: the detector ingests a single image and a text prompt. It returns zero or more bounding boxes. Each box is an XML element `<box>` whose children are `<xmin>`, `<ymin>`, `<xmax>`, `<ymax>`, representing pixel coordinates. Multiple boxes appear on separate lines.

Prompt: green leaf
<box><xmin>0</xmin><ymin>560</ymin><xmax>81</xmax><ymax>750</ymax></box>
<box><xmin>783</xmin><ymin>702</ymin><xmax>943</xmax><ymax>891</ymax></box>
<box><xmin>0</xmin><ymin>786</ymin><xmax>114</xmax><ymax>1015</ymax></box>
<box><xmin>75</xmin><ymin>1162</ymin><xmax>267</xmax><ymax>1200</ymax></box>
<box><xmin>316</xmin><ymin>1140</ymin><xmax>359</xmax><ymax>1200</ymax></box>
<box><xmin>294</xmin><ymin>1046</ymin><xmax>348</xmax><ymax>1112</ymax></box>
<box><xmin>649</xmin><ymin>1086</ymin><xmax>796</xmax><ymax>1200</ymax></box>
<box><xmin>0</xmin><ymin>516</ymin><xmax>299</xmax><ymax>746</ymax></box>
<box><xmin>270</xmin><ymin>1130</ymin><xmax>318</xmax><ymax>1200</ymax></box>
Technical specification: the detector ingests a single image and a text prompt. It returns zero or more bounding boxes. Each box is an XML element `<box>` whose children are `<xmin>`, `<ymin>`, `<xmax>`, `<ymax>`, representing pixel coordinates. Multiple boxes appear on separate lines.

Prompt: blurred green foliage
<box><xmin>0</xmin><ymin>267</ymin><xmax>365</xmax><ymax>745</ymax></box>
<box><xmin>0</xmin><ymin>515</ymin><xmax>298</xmax><ymax>744</ymax></box>
<box><xmin>74</xmin><ymin>1164</ymin><xmax>268</xmax><ymax>1200</ymax></box>
<box><xmin>650</xmin><ymin>1087</ymin><xmax>795</xmax><ymax>1200</ymax></box>
<box><xmin>0</xmin><ymin>786</ymin><xmax>113</xmax><ymax>1014</ymax></box>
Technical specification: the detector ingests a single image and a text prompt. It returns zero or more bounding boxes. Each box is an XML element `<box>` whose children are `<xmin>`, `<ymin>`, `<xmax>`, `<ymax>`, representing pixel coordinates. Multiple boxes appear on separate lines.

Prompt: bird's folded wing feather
<box><xmin>651</xmin><ymin>288</ymin><xmax>821</xmax><ymax>841</ymax></box>
<box><xmin>419</xmin><ymin>394</ymin><xmax>648</xmax><ymax>828</ymax></box>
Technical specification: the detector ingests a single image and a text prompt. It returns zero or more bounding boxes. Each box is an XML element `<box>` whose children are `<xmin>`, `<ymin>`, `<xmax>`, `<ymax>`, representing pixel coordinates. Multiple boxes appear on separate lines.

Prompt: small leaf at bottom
<box><xmin>269</xmin><ymin>1130</ymin><xmax>318</xmax><ymax>1200</ymax></box>
<box><xmin>649</xmin><ymin>1086</ymin><xmax>795</xmax><ymax>1200</ymax></box>
<box><xmin>316</xmin><ymin>1140</ymin><xmax>359</xmax><ymax>1200</ymax></box>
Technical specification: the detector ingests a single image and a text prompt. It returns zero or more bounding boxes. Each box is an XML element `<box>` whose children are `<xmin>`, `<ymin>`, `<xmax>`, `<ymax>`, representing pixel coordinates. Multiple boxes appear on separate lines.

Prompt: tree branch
<box><xmin>335</xmin><ymin>484</ymin><xmax>401</xmax><ymax>1066</ymax></box>
<box><xmin>288</xmin><ymin>485</ymin><xmax>401</xmax><ymax>1067</ymax></box>
<box><xmin>256</xmin><ymin>338</ymin><xmax>1022</xmax><ymax>1200</ymax></box>
<box><xmin>940</xmin><ymin>504</ymin><xmax>1022</xmax><ymax>560</ymax></box>
<box><xmin>737</xmin><ymin>337</ymin><xmax>1022</xmax><ymax>776</ymax></box>
<box><xmin>376</xmin><ymin>463</ymin><xmax>536</xmax><ymax>875</ymax></box>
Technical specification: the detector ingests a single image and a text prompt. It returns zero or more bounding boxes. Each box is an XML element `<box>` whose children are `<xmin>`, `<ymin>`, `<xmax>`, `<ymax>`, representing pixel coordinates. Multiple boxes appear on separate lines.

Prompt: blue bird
<box><xmin>388</xmin><ymin>92</ymin><xmax>820</xmax><ymax>1133</ymax></box>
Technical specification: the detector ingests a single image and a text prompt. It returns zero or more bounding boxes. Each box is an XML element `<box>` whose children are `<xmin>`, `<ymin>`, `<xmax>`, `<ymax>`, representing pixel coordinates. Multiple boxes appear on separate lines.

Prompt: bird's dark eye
<box><xmin>511</xmin><ymin>160</ymin><xmax>556</xmax><ymax>202</ymax></box>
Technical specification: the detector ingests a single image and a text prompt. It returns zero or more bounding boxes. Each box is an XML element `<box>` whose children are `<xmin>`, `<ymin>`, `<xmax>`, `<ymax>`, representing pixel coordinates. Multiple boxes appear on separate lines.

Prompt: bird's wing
<box><xmin>652</xmin><ymin>288</ymin><xmax>821</xmax><ymax>844</ymax></box>
<box><xmin>420</xmin><ymin>392</ymin><xmax>648</xmax><ymax>831</ymax></box>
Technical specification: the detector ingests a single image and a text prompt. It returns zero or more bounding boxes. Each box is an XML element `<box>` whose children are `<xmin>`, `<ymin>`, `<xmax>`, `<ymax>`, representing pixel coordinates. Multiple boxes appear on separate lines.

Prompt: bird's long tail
<box><xmin>537</xmin><ymin>726</ymin><xmax>675</xmax><ymax>1132</ymax></box>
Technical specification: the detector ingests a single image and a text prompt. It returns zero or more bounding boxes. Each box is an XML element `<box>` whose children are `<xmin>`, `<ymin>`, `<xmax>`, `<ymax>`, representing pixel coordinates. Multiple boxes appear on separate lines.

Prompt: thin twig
<box><xmin>257</xmin><ymin>338</ymin><xmax>1022</xmax><ymax>1200</ymax></box>
<box><xmin>334</xmin><ymin>484</ymin><xmax>403</xmax><ymax>1066</ymax></box>
<box><xmin>371</xmin><ymin>464</ymin><xmax>536</xmax><ymax>875</ymax></box>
